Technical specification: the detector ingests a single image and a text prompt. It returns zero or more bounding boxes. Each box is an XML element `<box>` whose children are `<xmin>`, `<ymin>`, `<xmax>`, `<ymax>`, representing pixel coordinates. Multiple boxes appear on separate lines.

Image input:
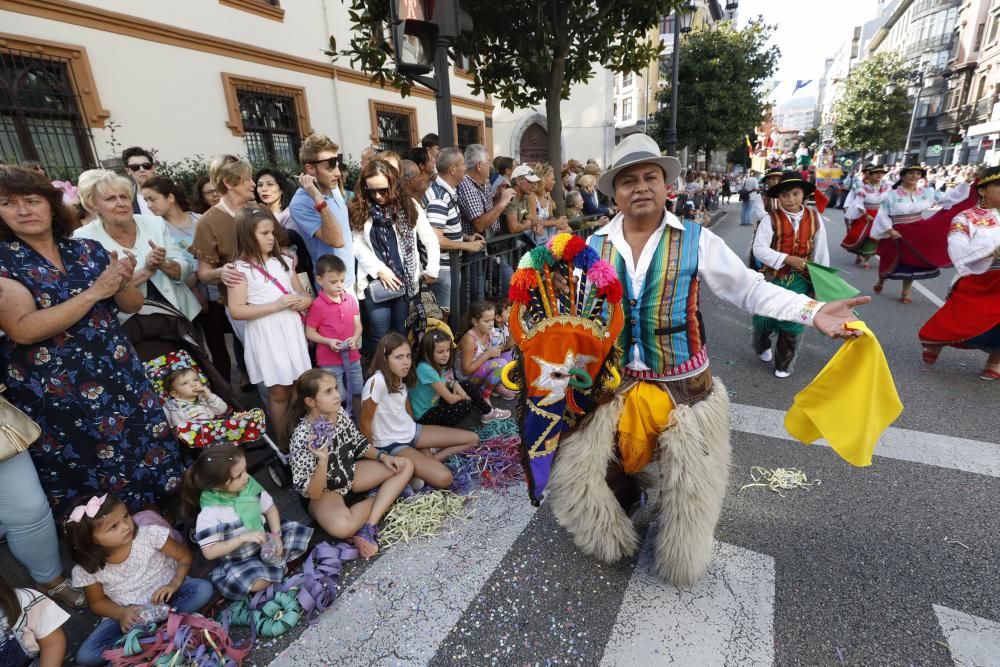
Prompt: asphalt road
<box><xmin>268</xmin><ymin>204</ymin><xmax>1000</xmax><ymax>666</ymax></box>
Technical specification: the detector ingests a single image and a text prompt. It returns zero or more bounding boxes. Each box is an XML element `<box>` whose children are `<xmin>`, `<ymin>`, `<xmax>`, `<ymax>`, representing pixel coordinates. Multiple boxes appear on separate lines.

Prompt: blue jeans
<box><xmin>76</xmin><ymin>577</ymin><xmax>215</xmax><ymax>666</ymax></box>
<box><xmin>363</xmin><ymin>293</ymin><xmax>409</xmax><ymax>350</ymax></box>
<box><xmin>323</xmin><ymin>360</ymin><xmax>364</xmax><ymax>397</ymax></box>
<box><xmin>740</xmin><ymin>199</ymin><xmax>754</xmax><ymax>226</ymax></box>
<box><xmin>430</xmin><ymin>270</ymin><xmax>452</xmax><ymax>311</ymax></box>
<box><xmin>0</xmin><ymin>452</ymin><xmax>61</xmax><ymax>583</ymax></box>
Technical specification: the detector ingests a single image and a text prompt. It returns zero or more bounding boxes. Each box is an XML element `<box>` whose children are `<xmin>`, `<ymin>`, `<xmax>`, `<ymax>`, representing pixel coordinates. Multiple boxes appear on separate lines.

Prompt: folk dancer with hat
<box><xmin>871</xmin><ymin>160</ymin><xmax>970</xmax><ymax>303</ymax></box>
<box><xmin>750</xmin><ymin>171</ymin><xmax>830</xmax><ymax>378</ymax></box>
<box><xmin>841</xmin><ymin>164</ymin><xmax>889</xmax><ymax>269</ymax></box>
<box><xmin>543</xmin><ymin>134</ymin><xmax>867</xmax><ymax>584</ymax></box>
<box><xmin>747</xmin><ymin>164</ymin><xmax>784</xmax><ymax>269</ymax></box>
<box><xmin>919</xmin><ymin>166</ymin><xmax>1000</xmax><ymax>380</ymax></box>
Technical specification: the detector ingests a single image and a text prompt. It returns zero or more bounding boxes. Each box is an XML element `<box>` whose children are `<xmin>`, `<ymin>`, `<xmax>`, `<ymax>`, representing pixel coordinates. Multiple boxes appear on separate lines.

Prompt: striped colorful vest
<box><xmin>767</xmin><ymin>207</ymin><xmax>818</xmax><ymax>279</ymax></box>
<box><xmin>589</xmin><ymin>220</ymin><xmax>707</xmax><ymax>379</ymax></box>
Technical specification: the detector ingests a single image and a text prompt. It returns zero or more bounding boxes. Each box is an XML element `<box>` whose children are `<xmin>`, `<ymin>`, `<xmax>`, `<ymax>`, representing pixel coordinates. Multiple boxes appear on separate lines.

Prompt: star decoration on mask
<box><xmin>531</xmin><ymin>350</ymin><xmax>597</xmax><ymax>406</ymax></box>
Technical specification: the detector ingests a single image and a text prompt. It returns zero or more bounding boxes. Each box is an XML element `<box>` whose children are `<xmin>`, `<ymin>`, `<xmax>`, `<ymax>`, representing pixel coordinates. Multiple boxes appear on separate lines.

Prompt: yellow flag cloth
<box><xmin>784</xmin><ymin>321</ymin><xmax>902</xmax><ymax>467</ymax></box>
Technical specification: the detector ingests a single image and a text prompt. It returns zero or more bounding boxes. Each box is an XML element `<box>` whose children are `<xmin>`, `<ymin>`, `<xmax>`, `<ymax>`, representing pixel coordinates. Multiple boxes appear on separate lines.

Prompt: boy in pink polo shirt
<box><xmin>305</xmin><ymin>255</ymin><xmax>363</xmax><ymax>415</ymax></box>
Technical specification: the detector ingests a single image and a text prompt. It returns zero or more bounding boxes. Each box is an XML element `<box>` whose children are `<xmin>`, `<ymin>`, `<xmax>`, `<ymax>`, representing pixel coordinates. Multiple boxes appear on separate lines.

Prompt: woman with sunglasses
<box><xmin>349</xmin><ymin>159</ymin><xmax>438</xmax><ymax>349</ymax></box>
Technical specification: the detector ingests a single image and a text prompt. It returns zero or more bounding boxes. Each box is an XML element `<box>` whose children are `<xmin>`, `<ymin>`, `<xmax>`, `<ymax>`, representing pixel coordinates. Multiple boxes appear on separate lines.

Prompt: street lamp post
<box><xmin>665</xmin><ymin>1</ymin><xmax>698</xmax><ymax>157</ymax></box>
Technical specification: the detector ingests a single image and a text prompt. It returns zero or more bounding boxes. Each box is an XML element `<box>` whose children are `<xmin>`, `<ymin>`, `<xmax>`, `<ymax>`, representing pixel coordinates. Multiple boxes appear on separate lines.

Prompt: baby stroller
<box><xmin>124</xmin><ymin>300</ymin><xmax>291</xmax><ymax>487</ymax></box>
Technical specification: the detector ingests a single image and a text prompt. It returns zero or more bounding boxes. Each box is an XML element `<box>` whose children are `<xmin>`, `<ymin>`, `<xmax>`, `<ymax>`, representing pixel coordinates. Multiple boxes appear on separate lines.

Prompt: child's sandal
<box><xmin>46</xmin><ymin>578</ymin><xmax>86</xmax><ymax>609</ymax></box>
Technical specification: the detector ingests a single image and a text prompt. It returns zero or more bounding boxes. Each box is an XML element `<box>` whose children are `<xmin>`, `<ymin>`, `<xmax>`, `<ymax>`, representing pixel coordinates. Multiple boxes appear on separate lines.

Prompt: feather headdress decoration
<box><xmin>505</xmin><ymin>233</ymin><xmax>624</xmax><ymax>505</ymax></box>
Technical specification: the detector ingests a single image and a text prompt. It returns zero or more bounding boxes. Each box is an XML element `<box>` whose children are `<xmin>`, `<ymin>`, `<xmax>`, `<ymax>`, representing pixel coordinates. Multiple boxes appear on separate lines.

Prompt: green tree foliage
<box><xmin>833</xmin><ymin>52</ymin><xmax>910</xmax><ymax>153</ymax></box>
<box><xmin>335</xmin><ymin>0</ymin><xmax>681</xmax><ymax>210</ymax></box>
<box><xmin>652</xmin><ymin>18</ymin><xmax>779</xmax><ymax>157</ymax></box>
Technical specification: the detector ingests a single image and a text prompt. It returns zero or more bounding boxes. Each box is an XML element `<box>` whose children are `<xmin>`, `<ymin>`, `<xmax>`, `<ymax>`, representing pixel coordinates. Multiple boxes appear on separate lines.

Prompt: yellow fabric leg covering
<box><xmin>617</xmin><ymin>382</ymin><xmax>674</xmax><ymax>474</ymax></box>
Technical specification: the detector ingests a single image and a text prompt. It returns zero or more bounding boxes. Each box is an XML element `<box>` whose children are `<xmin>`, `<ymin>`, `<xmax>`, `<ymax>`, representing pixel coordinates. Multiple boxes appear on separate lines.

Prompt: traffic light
<box><xmin>389</xmin><ymin>0</ymin><xmax>438</xmax><ymax>76</ymax></box>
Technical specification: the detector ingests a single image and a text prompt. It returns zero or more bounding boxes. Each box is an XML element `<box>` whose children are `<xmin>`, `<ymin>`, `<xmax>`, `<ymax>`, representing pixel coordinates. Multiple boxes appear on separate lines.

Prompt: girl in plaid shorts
<box><xmin>181</xmin><ymin>446</ymin><xmax>312</xmax><ymax>600</ymax></box>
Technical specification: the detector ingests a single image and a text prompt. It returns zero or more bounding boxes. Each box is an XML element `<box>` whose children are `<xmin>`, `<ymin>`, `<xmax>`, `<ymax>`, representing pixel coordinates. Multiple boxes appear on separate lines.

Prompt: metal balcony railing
<box><xmin>902</xmin><ymin>33</ymin><xmax>953</xmax><ymax>60</ymax></box>
<box><xmin>937</xmin><ymin>109</ymin><xmax>960</xmax><ymax>133</ymax></box>
<box><xmin>971</xmin><ymin>96</ymin><xmax>994</xmax><ymax>123</ymax></box>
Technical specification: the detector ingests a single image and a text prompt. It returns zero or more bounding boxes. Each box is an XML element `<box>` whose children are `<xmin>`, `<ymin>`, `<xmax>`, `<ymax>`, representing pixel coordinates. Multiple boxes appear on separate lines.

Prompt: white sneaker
<box><xmin>759</xmin><ymin>348</ymin><xmax>773</xmax><ymax>362</ymax></box>
<box><xmin>774</xmin><ymin>369</ymin><xmax>791</xmax><ymax>378</ymax></box>
<box><xmin>409</xmin><ymin>477</ymin><xmax>426</xmax><ymax>491</ymax></box>
<box><xmin>480</xmin><ymin>407</ymin><xmax>511</xmax><ymax>423</ymax></box>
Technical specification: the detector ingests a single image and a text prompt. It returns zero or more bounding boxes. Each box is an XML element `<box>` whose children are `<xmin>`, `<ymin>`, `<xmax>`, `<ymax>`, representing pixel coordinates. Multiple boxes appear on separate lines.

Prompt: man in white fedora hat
<box><xmin>545</xmin><ymin>133</ymin><xmax>870</xmax><ymax>584</ymax></box>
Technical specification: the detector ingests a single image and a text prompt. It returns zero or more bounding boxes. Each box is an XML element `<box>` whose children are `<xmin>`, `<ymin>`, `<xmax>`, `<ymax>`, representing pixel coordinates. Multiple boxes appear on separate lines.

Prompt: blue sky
<box><xmin>737</xmin><ymin>0</ymin><xmax>880</xmax><ymax>104</ymax></box>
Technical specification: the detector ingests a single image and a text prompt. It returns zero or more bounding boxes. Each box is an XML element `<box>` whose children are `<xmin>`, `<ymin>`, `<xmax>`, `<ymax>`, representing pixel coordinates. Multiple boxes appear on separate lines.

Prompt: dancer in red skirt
<box><xmin>841</xmin><ymin>164</ymin><xmax>888</xmax><ymax>269</ymax></box>
<box><xmin>920</xmin><ymin>166</ymin><xmax>1000</xmax><ymax>380</ymax></box>
<box><xmin>871</xmin><ymin>160</ymin><xmax>970</xmax><ymax>303</ymax></box>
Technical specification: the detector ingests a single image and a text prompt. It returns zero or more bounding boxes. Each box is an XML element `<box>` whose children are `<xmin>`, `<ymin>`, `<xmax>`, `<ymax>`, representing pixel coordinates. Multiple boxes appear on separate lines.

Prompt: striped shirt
<box><xmin>423</xmin><ymin>176</ymin><xmax>464</xmax><ymax>273</ymax></box>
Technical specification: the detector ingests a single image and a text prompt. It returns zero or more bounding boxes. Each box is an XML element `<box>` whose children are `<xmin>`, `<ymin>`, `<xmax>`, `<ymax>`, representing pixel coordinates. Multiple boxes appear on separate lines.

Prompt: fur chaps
<box><xmin>652</xmin><ymin>379</ymin><xmax>731</xmax><ymax>584</ymax></box>
<box><xmin>547</xmin><ymin>381</ymin><xmax>731</xmax><ymax>585</ymax></box>
<box><xmin>547</xmin><ymin>392</ymin><xmax>639</xmax><ymax>563</ymax></box>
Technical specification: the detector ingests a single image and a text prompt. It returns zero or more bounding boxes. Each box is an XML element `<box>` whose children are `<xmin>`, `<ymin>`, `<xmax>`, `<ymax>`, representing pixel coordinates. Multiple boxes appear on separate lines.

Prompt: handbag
<box><xmin>367</xmin><ymin>280</ymin><xmax>405</xmax><ymax>303</ymax></box>
<box><xmin>0</xmin><ymin>384</ymin><xmax>41</xmax><ymax>463</ymax></box>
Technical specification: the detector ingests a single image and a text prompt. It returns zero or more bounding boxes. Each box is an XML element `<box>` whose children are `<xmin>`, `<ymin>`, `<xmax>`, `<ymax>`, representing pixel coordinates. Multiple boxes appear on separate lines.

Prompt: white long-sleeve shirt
<box><xmin>593</xmin><ymin>210</ymin><xmax>824</xmax><ymax>374</ymax></box>
<box><xmin>948</xmin><ymin>207</ymin><xmax>1000</xmax><ymax>277</ymax></box>
<box><xmin>844</xmin><ymin>182</ymin><xmax>890</xmax><ymax>220</ymax></box>
<box><xmin>752</xmin><ymin>206</ymin><xmax>830</xmax><ymax>271</ymax></box>
<box><xmin>871</xmin><ymin>182</ymin><xmax>970</xmax><ymax>239</ymax></box>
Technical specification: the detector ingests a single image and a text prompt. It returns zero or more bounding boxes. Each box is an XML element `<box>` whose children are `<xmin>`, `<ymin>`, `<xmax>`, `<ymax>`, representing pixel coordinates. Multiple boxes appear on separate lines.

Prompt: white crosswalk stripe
<box><xmin>601</xmin><ymin>538</ymin><xmax>775</xmax><ymax>666</ymax></box>
<box><xmin>730</xmin><ymin>403</ymin><xmax>1000</xmax><ymax>478</ymax></box>
<box><xmin>933</xmin><ymin>605</ymin><xmax>1000</xmax><ymax>667</ymax></box>
<box><xmin>269</xmin><ymin>489</ymin><xmax>537</xmax><ymax>666</ymax></box>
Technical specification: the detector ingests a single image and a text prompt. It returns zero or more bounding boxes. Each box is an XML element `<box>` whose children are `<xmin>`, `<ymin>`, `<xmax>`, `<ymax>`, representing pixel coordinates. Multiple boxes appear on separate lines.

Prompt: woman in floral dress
<box><xmin>0</xmin><ymin>166</ymin><xmax>184</xmax><ymax>517</ymax></box>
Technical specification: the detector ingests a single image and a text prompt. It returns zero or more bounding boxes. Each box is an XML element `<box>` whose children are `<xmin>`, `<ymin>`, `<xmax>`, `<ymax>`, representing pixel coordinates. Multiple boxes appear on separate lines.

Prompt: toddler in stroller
<box><xmin>144</xmin><ymin>350</ymin><xmax>290</xmax><ymax>486</ymax></box>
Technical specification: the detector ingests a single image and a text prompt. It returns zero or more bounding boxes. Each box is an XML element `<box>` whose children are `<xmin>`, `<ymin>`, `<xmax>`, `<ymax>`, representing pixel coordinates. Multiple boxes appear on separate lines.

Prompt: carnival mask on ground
<box><xmin>504</xmin><ymin>234</ymin><xmax>624</xmax><ymax>505</ymax></box>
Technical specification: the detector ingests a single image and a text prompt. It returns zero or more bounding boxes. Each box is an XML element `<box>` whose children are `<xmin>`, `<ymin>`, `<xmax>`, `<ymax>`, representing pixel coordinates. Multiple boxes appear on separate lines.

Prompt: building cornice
<box><xmin>868</xmin><ymin>0</ymin><xmax>915</xmax><ymax>53</ymax></box>
<box><xmin>0</xmin><ymin>0</ymin><xmax>493</xmax><ymax>114</ymax></box>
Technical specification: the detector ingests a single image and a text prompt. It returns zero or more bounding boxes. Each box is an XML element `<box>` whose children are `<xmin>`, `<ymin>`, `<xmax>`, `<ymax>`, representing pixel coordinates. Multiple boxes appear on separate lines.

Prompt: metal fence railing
<box><xmin>447</xmin><ymin>214</ymin><xmax>606</xmax><ymax>329</ymax></box>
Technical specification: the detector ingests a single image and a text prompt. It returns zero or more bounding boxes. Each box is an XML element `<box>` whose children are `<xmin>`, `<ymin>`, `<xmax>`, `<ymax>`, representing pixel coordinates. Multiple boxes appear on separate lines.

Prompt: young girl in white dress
<box><xmin>228</xmin><ymin>206</ymin><xmax>313</xmax><ymax>440</ymax></box>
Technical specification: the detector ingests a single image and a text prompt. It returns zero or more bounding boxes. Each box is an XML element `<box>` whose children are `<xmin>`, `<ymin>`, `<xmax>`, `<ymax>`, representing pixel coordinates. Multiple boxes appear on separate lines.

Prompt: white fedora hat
<box><xmin>597</xmin><ymin>133</ymin><xmax>681</xmax><ymax>199</ymax></box>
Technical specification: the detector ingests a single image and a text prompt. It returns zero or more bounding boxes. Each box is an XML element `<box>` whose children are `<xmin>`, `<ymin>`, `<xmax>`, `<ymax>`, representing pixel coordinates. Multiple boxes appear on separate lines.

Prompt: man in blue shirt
<box><xmin>289</xmin><ymin>133</ymin><xmax>350</xmax><ymax>289</ymax></box>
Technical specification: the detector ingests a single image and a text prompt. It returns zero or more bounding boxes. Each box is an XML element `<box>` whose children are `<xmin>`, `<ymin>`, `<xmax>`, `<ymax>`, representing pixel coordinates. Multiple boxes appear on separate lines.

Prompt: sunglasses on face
<box><xmin>127</xmin><ymin>162</ymin><xmax>154</xmax><ymax>172</ymax></box>
<box><xmin>306</xmin><ymin>157</ymin><xmax>341</xmax><ymax>170</ymax></box>
<box><xmin>367</xmin><ymin>187</ymin><xmax>390</xmax><ymax>196</ymax></box>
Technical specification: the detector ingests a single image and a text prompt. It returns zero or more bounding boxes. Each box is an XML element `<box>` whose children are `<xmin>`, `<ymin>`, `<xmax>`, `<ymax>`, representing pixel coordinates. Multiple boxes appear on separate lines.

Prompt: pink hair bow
<box><xmin>66</xmin><ymin>494</ymin><xmax>108</xmax><ymax>524</ymax></box>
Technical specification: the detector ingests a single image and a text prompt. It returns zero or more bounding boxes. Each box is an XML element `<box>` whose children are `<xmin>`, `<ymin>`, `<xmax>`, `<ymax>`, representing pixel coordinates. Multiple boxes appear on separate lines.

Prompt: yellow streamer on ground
<box><xmin>380</xmin><ymin>491</ymin><xmax>470</xmax><ymax>549</ymax></box>
<box><xmin>738</xmin><ymin>466</ymin><xmax>821</xmax><ymax>497</ymax></box>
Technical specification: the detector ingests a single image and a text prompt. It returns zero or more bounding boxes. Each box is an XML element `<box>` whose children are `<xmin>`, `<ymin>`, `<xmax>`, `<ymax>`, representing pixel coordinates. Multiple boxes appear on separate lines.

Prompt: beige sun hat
<box><xmin>597</xmin><ymin>133</ymin><xmax>681</xmax><ymax>198</ymax></box>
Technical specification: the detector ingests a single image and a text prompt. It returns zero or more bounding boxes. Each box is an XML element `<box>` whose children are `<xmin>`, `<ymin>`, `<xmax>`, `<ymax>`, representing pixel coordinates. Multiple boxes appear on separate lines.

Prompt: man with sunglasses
<box><xmin>289</xmin><ymin>133</ymin><xmax>350</xmax><ymax>290</ymax></box>
<box><xmin>121</xmin><ymin>146</ymin><xmax>157</xmax><ymax>216</ymax></box>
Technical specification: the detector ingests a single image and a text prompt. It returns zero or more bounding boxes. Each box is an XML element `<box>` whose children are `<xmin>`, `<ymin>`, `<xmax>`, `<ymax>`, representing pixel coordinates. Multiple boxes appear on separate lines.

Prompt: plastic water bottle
<box><xmin>136</xmin><ymin>603</ymin><xmax>170</xmax><ymax>625</ymax></box>
<box><xmin>260</xmin><ymin>532</ymin><xmax>285</xmax><ymax>566</ymax></box>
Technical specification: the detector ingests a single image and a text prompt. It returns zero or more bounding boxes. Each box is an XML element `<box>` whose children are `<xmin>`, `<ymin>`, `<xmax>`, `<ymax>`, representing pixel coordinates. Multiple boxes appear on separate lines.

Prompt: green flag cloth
<box><xmin>807</xmin><ymin>262</ymin><xmax>860</xmax><ymax>302</ymax></box>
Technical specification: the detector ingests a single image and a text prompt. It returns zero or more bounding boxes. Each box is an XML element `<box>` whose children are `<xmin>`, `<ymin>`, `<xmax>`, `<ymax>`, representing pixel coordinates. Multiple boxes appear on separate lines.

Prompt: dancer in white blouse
<box><xmin>919</xmin><ymin>166</ymin><xmax>1000</xmax><ymax>380</ymax></box>
<box><xmin>871</xmin><ymin>161</ymin><xmax>970</xmax><ymax>303</ymax></box>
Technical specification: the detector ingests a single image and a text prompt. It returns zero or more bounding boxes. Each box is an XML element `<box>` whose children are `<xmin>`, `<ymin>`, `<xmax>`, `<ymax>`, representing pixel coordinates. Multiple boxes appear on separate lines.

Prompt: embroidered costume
<box><xmin>871</xmin><ymin>174</ymin><xmax>970</xmax><ymax>282</ymax></box>
<box><xmin>842</xmin><ymin>165</ymin><xmax>889</xmax><ymax>262</ymax></box>
<box><xmin>750</xmin><ymin>173</ymin><xmax>830</xmax><ymax>376</ymax></box>
<box><xmin>918</xmin><ymin>206</ymin><xmax>1000</xmax><ymax>359</ymax></box>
